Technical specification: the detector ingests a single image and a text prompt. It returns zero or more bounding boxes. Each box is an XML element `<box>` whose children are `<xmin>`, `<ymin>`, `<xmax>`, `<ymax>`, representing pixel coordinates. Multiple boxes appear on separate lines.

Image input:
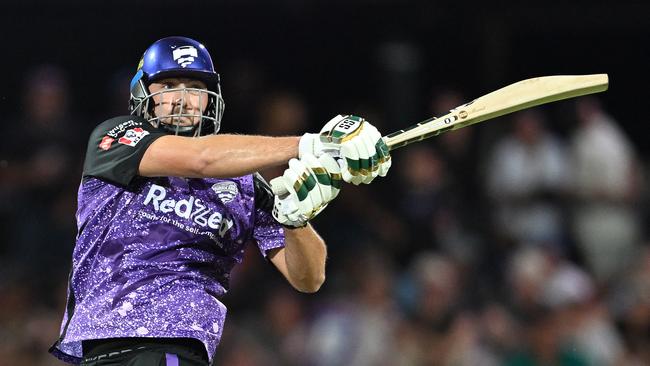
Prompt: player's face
<box><xmin>149</xmin><ymin>78</ymin><xmax>210</xmax><ymax>127</ymax></box>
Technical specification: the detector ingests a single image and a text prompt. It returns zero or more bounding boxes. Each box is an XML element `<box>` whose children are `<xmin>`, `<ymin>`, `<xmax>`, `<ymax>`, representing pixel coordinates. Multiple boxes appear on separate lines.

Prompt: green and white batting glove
<box><xmin>299</xmin><ymin>114</ymin><xmax>391</xmax><ymax>185</ymax></box>
<box><xmin>270</xmin><ymin>153</ymin><xmax>342</xmax><ymax>228</ymax></box>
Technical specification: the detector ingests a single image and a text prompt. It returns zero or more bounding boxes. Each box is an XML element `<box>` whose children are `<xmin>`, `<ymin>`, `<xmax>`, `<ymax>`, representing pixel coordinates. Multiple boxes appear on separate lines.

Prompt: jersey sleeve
<box><xmin>252</xmin><ymin>172</ymin><xmax>285</xmax><ymax>257</ymax></box>
<box><xmin>82</xmin><ymin>116</ymin><xmax>166</xmax><ymax>187</ymax></box>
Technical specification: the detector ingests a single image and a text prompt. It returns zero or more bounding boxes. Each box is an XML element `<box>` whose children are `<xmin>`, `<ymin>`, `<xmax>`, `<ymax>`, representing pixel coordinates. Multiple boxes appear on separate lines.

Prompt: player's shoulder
<box><xmin>82</xmin><ymin>115</ymin><xmax>165</xmax><ymax>184</ymax></box>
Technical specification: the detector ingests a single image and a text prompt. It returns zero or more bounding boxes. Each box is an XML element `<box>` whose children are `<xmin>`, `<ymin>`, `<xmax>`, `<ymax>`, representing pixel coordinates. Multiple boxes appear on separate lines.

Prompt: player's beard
<box><xmin>156</xmin><ymin>104</ymin><xmax>203</xmax><ymax>128</ymax></box>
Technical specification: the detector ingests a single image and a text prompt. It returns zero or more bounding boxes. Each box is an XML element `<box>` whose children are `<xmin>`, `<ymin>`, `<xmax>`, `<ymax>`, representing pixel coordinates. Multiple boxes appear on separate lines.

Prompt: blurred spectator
<box><xmin>259</xmin><ymin>287</ymin><xmax>310</xmax><ymax>365</ymax></box>
<box><xmin>395</xmin><ymin>145</ymin><xmax>480</xmax><ymax>264</ymax></box>
<box><xmin>568</xmin><ymin>97</ymin><xmax>642</xmax><ymax>284</ymax></box>
<box><xmin>0</xmin><ymin>64</ymin><xmax>79</xmax><ymax>365</ymax></box>
<box><xmin>317</xmin><ymin>175</ymin><xmax>408</xmax><ymax>261</ymax></box>
<box><xmin>304</xmin><ymin>248</ymin><xmax>401</xmax><ymax>366</ymax></box>
<box><xmin>216</xmin><ymin>284</ymin><xmax>309</xmax><ymax>366</ymax></box>
<box><xmin>485</xmin><ymin>109</ymin><xmax>570</xmax><ymax>249</ymax></box>
<box><xmin>505</xmin><ymin>245</ymin><xmax>630</xmax><ymax>365</ymax></box>
<box><xmin>215</xmin><ymin>324</ymin><xmax>278</xmax><ymax>366</ymax></box>
<box><xmin>503</xmin><ymin>308</ymin><xmax>590</xmax><ymax>366</ymax></box>
<box><xmin>429</xmin><ymin>90</ymin><xmax>484</xmax><ymax>267</ymax></box>
<box><xmin>504</xmin><ymin>247</ymin><xmax>591</xmax><ymax>365</ymax></box>
<box><xmin>257</xmin><ymin>90</ymin><xmax>309</xmax><ymax>136</ymax></box>
<box><xmin>0</xmin><ymin>278</ymin><xmax>68</xmax><ymax>365</ymax></box>
<box><xmin>480</xmin><ymin>303</ymin><xmax>521</xmax><ymax>362</ymax></box>
<box><xmin>397</xmin><ymin>251</ymin><xmax>500</xmax><ymax>365</ymax></box>
<box><xmin>507</xmin><ymin>246</ymin><xmax>554</xmax><ymax>316</ymax></box>
<box><xmin>610</xmin><ymin>246</ymin><xmax>650</xmax><ymax>364</ymax></box>
<box><xmin>0</xmin><ymin>64</ymin><xmax>79</xmax><ymax>289</ymax></box>
<box><xmin>430</xmin><ymin>89</ymin><xmax>481</xmax><ymax>204</ymax></box>
<box><xmin>396</xmin><ymin>146</ymin><xmax>446</xmax><ymax>247</ymax></box>
<box><xmin>406</xmin><ymin>251</ymin><xmax>464</xmax><ymax>328</ymax></box>
<box><xmin>543</xmin><ymin>262</ymin><xmax>626</xmax><ymax>366</ymax></box>
<box><xmin>255</xmin><ymin>90</ymin><xmax>309</xmax><ymax>181</ymax></box>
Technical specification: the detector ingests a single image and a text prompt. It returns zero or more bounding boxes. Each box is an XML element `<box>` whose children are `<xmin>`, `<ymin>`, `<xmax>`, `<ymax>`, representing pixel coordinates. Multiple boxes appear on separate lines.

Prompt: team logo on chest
<box><xmin>119</xmin><ymin>128</ymin><xmax>149</xmax><ymax>147</ymax></box>
<box><xmin>211</xmin><ymin>182</ymin><xmax>239</xmax><ymax>203</ymax></box>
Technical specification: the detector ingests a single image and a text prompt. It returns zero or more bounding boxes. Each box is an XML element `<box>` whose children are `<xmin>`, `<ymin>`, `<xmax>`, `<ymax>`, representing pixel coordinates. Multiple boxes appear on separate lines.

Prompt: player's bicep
<box><xmin>139</xmin><ymin>135</ymin><xmax>205</xmax><ymax>178</ymax></box>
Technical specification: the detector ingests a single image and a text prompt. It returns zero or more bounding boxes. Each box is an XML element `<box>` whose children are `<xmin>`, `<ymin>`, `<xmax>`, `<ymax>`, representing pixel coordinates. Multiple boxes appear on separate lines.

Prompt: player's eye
<box><xmin>187</xmin><ymin>83</ymin><xmax>206</xmax><ymax>89</ymax></box>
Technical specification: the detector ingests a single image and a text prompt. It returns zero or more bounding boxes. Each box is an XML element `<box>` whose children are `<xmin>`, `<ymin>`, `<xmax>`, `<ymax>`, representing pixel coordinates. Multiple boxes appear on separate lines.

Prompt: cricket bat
<box><xmin>383</xmin><ymin>74</ymin><xmax>609</xmax><ymax>150</ymax></box>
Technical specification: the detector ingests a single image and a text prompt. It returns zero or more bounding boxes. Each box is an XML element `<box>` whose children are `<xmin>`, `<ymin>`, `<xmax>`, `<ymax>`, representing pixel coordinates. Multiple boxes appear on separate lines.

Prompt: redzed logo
<box><xmin>99</xmin><ymin>136</ymin><xmax>115</xmax><ymax>150</ymax></box>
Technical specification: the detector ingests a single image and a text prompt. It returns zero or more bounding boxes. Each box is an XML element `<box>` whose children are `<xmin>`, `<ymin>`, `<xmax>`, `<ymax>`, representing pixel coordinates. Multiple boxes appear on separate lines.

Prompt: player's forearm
<box><xmin>282</xmin><ymin>225</ymin><xmax>327</xmax><ymax>293</ymax></box>
<box><xmin>141</xmin><ymin>134</ymin><xmax>300</xmax><ymax>179</ymax></box>
<box><xmin>196</xmin><ymin>134</ymin><xmax>299</xmax><ymax>177</ymax></box>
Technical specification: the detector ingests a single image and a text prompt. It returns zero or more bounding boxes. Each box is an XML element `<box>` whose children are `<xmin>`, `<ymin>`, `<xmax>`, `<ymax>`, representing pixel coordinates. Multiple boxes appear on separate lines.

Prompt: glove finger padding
<box><xmin>376</xmin><ymin>138</ymin><xmax>392</xmax><ymax>177</ymax></box>
<box><xmin>341</xmin><ymin>139</ymin><xmax>372</xmax><ymax>185</ymax></box>
<box><xmin>298</xmin><ymin>133</ymin><xmax>339</xmax><ymax>160</ymax></box>
<box><xmin>271</xmin><ymin>153</ymin><xmax>343</xmax><ymax>228</ymax></box>
<box><xmin>271</xmin><ymin>174</ymin><xmax>303</xmax><ymax>222</ymax></box>
<box><xmin>316</xmin><ymin>154</ymin><xmax>342</xmax><ymax>201</ymax></box>
<box><xmin>302</xmin><ymin>154</ymin><xmax>343</xmax><ymax>208</ymax></box>
<box><xmin>270</xmin><ymin>176</ymin><xmax>289</xmax><ymax>197</ymax></box>
<box><xmin>271</xmin><ymin>160</ymin><xmax>315</xmax><ymax>225</ymax></box>
<box><xmin>339</xmin><ymin>122</ymin><xmax>381</xmax><ymax>185</ymax></box>
<box><xmin>359</xmin><ymin>126</ymin><xmax>382</xmax><ymax>184</ymax></box>
<box><xmin>340</xmin><ymin>142</ymin><xmax>364</xmax><ymax>185</ymax></box>
<box><xmin>270</xmin><ymin>176</ymin><xmax>302</xmax><ymax>226</ymax></box>
<box><xmin>286</xmin><ymin>158</ymin><xmax>324</xmax><ymax>216</ymax></box>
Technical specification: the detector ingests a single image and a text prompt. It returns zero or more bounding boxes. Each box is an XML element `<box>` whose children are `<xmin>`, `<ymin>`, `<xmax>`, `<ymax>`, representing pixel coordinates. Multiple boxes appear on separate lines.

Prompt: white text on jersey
<box><xmin>143</xmin><ymin>184</ymin><xmax>234</xmax><ymax>237</ymax></box>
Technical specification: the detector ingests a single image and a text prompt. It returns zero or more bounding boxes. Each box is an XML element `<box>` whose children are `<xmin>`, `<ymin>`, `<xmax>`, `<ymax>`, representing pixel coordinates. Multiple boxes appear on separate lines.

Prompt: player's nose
<box><xmin>171</xmin><ymin>88</ymin><xmax>190</xmax><ymax>104</ymax></box>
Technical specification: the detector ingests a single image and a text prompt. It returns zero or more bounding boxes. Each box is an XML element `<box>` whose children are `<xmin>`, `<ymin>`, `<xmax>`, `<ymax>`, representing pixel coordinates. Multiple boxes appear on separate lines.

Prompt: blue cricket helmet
<box><xmin>129</xmin><ymin>36</ymin><xmax>225</xmax><ymax>136</ymax></box>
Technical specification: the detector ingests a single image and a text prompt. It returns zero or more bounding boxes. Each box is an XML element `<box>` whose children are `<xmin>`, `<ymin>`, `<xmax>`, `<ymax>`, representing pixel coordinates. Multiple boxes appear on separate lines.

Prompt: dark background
<box><xmin>2</xmin><ymin>1</ymin><xmax>648</xmax><ymax>142</ymax></box>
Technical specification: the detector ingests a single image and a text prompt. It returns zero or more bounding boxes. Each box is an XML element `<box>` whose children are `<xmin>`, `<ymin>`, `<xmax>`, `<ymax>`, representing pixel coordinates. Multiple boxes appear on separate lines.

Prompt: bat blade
<box><xmin>383</xmin><ymin>74</ymin><xmax>609</xmax><ymax>150</ymax></box>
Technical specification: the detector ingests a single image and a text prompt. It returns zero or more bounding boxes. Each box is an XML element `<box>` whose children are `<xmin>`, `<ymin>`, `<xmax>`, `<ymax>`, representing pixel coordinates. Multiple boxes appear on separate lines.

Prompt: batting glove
<box><xmin>270</xmin><ymin>153</ymin><xmax>342</xmax><ymax>228</ymax></box>
<box><xmin>299</xmin><ymin>115</ymin><xmax>391</xmax><ymax>185</ymax></box>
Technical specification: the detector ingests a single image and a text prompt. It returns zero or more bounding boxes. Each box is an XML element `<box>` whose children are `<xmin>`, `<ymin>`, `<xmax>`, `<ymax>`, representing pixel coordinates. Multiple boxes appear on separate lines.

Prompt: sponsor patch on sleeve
<box><xmin>118</xmin><ymin>127</ymin><xmax>150</xmax><ymax>147</ymax></box>
<box><xmin>99</xmin><ymin>136</ymin><xmax>115</xmax><ymax>150</ymax></box>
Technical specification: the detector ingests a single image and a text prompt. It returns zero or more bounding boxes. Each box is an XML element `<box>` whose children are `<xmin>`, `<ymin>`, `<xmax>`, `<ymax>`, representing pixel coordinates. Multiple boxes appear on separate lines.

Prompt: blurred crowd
<box><xmin>1</xmin><ymin>63</ymin><xmax>649</xmax><ymax>366</ymax></box>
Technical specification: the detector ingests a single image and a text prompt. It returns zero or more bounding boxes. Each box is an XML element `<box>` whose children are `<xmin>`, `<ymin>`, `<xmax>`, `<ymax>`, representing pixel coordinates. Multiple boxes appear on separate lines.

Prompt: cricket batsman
<box><xmin>49</xmin><ymin>36</ymin><xmax>391</xmax><ymax>365</ymax></box>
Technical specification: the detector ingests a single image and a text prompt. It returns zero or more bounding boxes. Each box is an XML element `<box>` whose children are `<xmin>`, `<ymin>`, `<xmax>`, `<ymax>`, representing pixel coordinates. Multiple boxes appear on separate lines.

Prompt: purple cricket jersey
<box><xmin>50</xmin><ymin>116</ymin><xmax>284</xmax><ymax>364</ymax></box>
